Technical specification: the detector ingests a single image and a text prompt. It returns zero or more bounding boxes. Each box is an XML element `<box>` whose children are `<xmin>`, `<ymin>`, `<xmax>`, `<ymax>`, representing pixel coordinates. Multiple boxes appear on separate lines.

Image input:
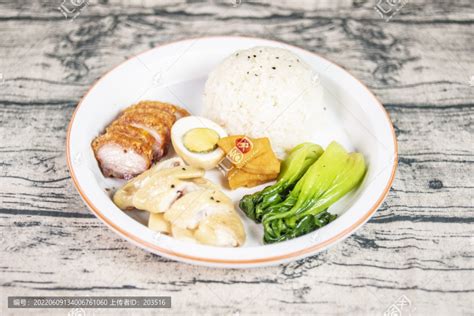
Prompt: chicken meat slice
<box><xmin>171</xmin><ymin>226</ymin><xmax>198</xmax><ymax>244</ymax></box>
<box><xmin>190</xmin><ymin>177</ymin><xmax>221</xmax><ymax>190</ymax></box>
<box><xmin>113</xmin><ymin>157</ymin><xmax>186</xmax><ymax>209</ymax></box>
<box><xmin>92</xmin><ymin>125</ymin><xmax>154</xmax><ymax>179</ymax></box>
<box><xmin>152</xmin><ymin>156</ymin><xmax>187</xmax><ymax>171</ymax></box>
<box><xmin>115</xmin><ymin>162</ymin><xmax>203</xmax><ymax>211</ymax></box>
<box><xmin>194</xmin><ymin>212</ymin><xmax>246</xmax><ymax>247</ymax></box>
<box><xmin>133</xmin><ymin>177</ymin><xmax>203</xmax><ymax>213</ymax></box>
<box><xmin>164</xmin><ymin>189</ymin><xmax>233</xmax><ymax>230</ymax></box>
<box><xmin>148</xmin><ymin>213</ymin><xmax>171</xmax><ymax>234</ymax></box>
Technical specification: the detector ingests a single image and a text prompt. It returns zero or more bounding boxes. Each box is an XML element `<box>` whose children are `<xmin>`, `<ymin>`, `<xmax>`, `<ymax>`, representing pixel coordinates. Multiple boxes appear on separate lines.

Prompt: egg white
<box><xmin>171</xmin><ymin>116</ymin><xmax>227</xmax><ymax>170</ymax></box>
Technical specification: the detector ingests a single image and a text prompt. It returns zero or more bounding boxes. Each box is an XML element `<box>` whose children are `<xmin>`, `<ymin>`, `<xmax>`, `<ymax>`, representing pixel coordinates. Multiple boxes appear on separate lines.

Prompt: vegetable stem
<box><xmin>262</xmin><ymin>142</ymin><xmax>367</xmax><ymax>243</ymax></box>
<box><xmin>239</xmin><ymin>143</ymin><xmax>323</xmax><ymax>222</ymax></box>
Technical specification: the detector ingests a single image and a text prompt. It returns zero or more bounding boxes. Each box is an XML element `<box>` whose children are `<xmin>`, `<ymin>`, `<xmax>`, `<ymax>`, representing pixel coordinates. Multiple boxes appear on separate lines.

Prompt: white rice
<box><xmin>202</xmin><ymin>46</ymin><xmax>325</xmax><ymax>158</ymax></box>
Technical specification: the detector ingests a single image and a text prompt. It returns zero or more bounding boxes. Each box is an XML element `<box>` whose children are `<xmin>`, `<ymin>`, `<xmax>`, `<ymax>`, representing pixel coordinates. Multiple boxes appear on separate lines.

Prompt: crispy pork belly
<box><xmin>122</xmin><ymin>107</ymin><xmax>176</xmax><ymax>130</ymax></box>
<box><xmin>116</xmin><ymin>112</ymin><xmax>171</xmax><ymax>160</ymax></box>
<box><xmin>126</xmin><ymin>101</ymin><xmax>190</xmax><ymax>119</ymax></box>
<box><xmin>91</xmin><ymin>100</ymin><xmax>188</xmax><ymax>179</ymax></box>
<box><xmin>92</xmin><ymin>129</ymin><xmax>154</xmax><ymax>179</ymax></box>
<box><xmin>106</xmin><ymin>123</ymin><xmax>155</xmax><ymax>144</ymax></box>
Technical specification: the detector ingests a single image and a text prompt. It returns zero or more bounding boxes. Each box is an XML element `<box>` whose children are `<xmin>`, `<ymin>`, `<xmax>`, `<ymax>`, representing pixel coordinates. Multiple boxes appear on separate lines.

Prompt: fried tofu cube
<box><xmin>227</xmin><ymin>168</ymin><xmax>278</xmax><ymax>190</ymax></box>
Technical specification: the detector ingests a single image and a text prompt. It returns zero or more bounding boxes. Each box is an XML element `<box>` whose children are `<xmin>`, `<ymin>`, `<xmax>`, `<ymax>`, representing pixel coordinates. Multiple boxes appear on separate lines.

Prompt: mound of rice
<box><xmin>203</xmin><ymin>46</ymin><xmax>325</xmax><ymax>158</ymax></box>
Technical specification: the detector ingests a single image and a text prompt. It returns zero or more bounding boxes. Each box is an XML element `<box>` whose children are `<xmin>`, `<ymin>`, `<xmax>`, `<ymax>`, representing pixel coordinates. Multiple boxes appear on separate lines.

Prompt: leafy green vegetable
<box><xmin>239</xmin><ymin>143</ymin><xmax>324</xmax><ymax>222</ymax></box>
<box><xmin>262</xmin><ymin>141</ymin><xmax>366</xmax><ymax>243</ymax></box>
<box><xmin>263</xmin><ymin>211</ymin><xmax>337</xmax><ymax>243</ymax></box>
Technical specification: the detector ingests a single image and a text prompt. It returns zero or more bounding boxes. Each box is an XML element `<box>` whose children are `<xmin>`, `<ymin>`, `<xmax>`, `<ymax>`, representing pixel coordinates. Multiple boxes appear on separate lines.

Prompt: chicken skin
<box><xmin>113</xmin><ymin>158</ymin><xmax>246</xmax><ymax>247</ymax></box>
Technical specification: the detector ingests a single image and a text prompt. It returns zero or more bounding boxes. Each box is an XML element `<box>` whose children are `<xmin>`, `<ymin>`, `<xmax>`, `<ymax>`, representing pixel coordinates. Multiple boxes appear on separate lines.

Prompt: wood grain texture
<box><xmin>0</xmin><ymin>0</ymin><xmax>473</xmax><ymax>315</ymax></box>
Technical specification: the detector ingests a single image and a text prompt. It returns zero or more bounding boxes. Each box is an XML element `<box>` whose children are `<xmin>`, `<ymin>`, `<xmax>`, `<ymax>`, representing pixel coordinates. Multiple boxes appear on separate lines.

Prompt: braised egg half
<box><xmin>171</xmin><ymin>116</ymin><xmax>227</xmax><ymax>169</ymax></box>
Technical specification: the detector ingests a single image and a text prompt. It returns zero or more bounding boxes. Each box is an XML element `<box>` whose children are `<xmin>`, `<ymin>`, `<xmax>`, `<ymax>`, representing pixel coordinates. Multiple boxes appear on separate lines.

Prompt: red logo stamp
<box><xmin>235</xmin><ymin>137</ymin><xmax>252</xmax><ymax>154</ymax></box>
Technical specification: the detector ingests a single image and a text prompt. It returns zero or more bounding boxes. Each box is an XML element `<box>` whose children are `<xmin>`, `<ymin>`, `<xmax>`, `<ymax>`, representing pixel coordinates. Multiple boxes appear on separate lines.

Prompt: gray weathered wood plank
<box><xmin>0</xmin><ymin>1</ymin><xmax>473</xmax><ymax>315</ymax></box>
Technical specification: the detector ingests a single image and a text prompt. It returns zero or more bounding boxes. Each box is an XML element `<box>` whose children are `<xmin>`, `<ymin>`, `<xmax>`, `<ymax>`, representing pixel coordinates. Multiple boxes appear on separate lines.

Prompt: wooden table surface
<box><xmin>1</xmin><ymin>1</ymin><xmax>473</xmax><ymax>315</ymax></box>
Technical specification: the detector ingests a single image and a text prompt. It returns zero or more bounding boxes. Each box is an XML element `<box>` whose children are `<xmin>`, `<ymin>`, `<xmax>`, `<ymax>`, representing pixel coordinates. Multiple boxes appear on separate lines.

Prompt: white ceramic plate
<box><xmin>67</xmin><ymin>36</ymin><xmax>397</xmax><ymax>268</ymax></box>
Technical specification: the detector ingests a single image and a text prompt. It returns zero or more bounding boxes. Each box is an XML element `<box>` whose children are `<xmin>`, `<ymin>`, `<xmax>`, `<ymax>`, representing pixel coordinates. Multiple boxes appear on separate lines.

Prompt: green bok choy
<box><xmin>262</xmin><ymin>141</ymin><xmax>366</xmax><ymax>243</ymax></box>
<box><xmin>239</xmin><ymin>143</ymin><xmax>324</xmax><ymax>222</ymax></box>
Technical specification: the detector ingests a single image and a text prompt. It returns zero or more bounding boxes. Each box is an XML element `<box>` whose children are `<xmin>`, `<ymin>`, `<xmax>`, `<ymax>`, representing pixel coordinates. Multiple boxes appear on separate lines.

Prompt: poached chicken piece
<box><xmin>113</xmin><ymin>157</ymin><xmax>187</xmax><ymax>209</ymax></box>
<box><xmin>92</xmin><ymin>101</ymin><xmax>189</xmax><ymax>179</ymax></box>
<box><xmin>113</xmin><ymin>157</ymin><xmax>246</xmax><ymax>247</ymax></box>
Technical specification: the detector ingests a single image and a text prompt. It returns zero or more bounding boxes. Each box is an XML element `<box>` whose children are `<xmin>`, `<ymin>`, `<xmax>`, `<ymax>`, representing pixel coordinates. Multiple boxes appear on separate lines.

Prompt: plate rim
<box><xmin>66</xmin><ymin>35</ymin><xmax>398</xmax><ymax>266</ymax></box>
